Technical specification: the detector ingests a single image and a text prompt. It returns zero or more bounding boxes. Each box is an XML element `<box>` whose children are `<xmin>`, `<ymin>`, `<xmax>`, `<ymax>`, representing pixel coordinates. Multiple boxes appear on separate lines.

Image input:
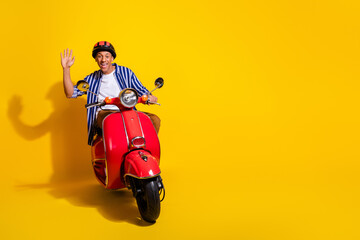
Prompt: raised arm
<box><xmin>61</xmin><ymin>48</ymin><xmax>76</xmax><ymax>98</ymax></box>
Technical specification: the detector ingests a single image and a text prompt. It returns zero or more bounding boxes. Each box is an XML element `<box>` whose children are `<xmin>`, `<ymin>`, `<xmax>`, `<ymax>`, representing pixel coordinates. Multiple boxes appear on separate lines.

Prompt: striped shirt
<box><xmin>71</xmin><ymin>63</ymin><xmax>149</xmax><ymax>145</ymax></box>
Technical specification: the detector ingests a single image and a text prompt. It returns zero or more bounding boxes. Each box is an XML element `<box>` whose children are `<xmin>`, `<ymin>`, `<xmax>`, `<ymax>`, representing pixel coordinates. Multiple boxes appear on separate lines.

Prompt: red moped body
<box><xmin>91</xmin><ymin>110</ymin><xmax>161</xmax><ymax>189</ymax></box>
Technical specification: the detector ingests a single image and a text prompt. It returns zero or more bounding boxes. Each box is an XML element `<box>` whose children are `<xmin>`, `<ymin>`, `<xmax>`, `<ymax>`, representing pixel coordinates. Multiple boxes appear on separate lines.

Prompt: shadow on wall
<box><xmin>8</xmin><ymin>82</ymin><xmax>91</xmax><ymax>183</ymax></box>
<box><xmin>8</xmin><ymin>82</ymin><xmax>148</xmax><ymax>225</ymax></box>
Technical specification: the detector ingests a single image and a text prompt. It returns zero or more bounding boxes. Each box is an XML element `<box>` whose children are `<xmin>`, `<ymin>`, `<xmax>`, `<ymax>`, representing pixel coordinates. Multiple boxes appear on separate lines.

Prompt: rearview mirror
<box><xmin>76</xmin><ymin>80</ymin><xmax>90</xmax><ymax>92</ymax></box>
<box><xmin>154</xmin><ymin>78</ymin><xmax>164</xmax><ymax>89</ymax></box>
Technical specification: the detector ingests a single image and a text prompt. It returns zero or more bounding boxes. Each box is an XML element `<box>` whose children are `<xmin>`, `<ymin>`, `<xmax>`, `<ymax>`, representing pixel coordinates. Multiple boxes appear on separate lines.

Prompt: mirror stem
<box><xmin>149</xmin><ymin>86</ymin><xmax>159</xmax><ymax>94</ymax></box>
<box><xmin>88</xmin><ymin>90</ymin><xmax>98</xmax><ymax>96</ymax></box>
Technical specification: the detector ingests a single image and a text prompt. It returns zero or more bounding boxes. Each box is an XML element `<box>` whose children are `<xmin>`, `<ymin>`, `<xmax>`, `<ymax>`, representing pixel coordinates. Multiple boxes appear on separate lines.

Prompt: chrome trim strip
<box><xmin>119</xmin><ymin>111</ymin><xmax>130</xmax><ymax>150</ymax></box>
<box><xmin>136</xmin><ymin>111</ymin><xmax>146</xmax><ymax>148</ymax></box>
<box><xmin>124</xmin><ymin>172</ymin><xmax>161</xmax><ymax>180</ymax></box>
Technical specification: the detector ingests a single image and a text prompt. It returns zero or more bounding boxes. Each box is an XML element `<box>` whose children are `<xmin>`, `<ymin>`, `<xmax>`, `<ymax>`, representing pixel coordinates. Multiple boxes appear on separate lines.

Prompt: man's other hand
<box><xmin>149</xmin><ymin>95</ymin><xmax>158</xmax><ymax>103</ymax></box>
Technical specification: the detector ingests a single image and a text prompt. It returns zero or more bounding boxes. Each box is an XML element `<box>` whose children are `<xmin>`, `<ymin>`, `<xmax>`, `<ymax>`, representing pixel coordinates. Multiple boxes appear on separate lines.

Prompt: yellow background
<box><xmin>1</xmin><ymin>0</ymin><xmax>359</xmax><ymax>239</ymax></box>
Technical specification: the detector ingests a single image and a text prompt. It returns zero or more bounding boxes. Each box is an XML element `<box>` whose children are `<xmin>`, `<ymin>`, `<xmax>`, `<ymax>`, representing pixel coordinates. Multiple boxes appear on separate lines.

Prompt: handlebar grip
<box><xmin>85</xmin><ymin>103</ymin><xmax>96</xmax><ymax>108</ymax></box>
<box><xmin>85</xmin><ymin>102</ymin><xmax>105</xmax><ymax>108</ymax></box>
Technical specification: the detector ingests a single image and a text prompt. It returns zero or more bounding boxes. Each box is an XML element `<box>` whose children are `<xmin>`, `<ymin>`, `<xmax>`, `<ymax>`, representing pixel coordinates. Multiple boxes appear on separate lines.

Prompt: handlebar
<box><xmin>85</xmin><ymin>102</ymin><xmax>106</xmax><ymax>108</ymax></box>
<box><xmin>85</xmin><ymin>95</ymin><xmax>160</xmax><ymax>109</ymax></box>
<box><xmin>140</xmin><ymin>95</ymin><xmax>161</xmax><ymax>106</ymax></box>
<box><xmin>147</xmin><ymin>101</ymin><xmax>161</xmax><ymax>106</ymax></box>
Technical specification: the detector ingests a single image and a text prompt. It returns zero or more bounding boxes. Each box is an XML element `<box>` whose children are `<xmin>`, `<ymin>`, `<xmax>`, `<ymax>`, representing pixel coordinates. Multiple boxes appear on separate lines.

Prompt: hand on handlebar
<box><xmin>143</xmin><ymin>94</ymin><xmax>160</xmax><ymax>105</ymax></box>
<box><xmin>148</xmin><ymin>95</ymin><xmax>158</xmax><ymax>103</ymax></box>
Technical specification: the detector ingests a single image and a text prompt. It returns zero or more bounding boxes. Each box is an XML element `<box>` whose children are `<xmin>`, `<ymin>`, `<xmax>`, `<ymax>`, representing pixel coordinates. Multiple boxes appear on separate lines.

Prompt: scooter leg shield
<box><xmin>124</xmin><ymin>150</ymin><xmax>161</xmax><ymax>179</ymax></box>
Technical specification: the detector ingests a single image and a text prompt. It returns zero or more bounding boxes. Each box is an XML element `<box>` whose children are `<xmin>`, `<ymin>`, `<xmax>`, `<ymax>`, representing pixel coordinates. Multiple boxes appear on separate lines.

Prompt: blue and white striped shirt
<box><xmin>71</xmin><ymin>63</ymin><xmax>149</xmax><ymax>145</ymax></box>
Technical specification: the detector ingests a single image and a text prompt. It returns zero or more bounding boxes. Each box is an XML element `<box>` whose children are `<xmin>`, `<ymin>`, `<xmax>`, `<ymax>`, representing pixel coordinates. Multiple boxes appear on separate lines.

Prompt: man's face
<box><xmin>95</xmin><ymin>51</ymin><xmax>114</xmax><ymax>74</ymax></box>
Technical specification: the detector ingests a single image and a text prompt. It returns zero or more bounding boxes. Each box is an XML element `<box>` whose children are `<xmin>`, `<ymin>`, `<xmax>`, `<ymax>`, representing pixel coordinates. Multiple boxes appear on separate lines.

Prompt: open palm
<box><xmin>61</xmin><ymin>48</ymin><xmax>75</xmax><ymax>68</ymax></box>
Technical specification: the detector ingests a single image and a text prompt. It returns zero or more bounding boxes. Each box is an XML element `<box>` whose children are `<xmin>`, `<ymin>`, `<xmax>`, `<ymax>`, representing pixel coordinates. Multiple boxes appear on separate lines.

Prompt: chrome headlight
<box><xmin>119</xmin><ymin>89</ymin><xmax>138</xmax><ymax>108</ymax></box>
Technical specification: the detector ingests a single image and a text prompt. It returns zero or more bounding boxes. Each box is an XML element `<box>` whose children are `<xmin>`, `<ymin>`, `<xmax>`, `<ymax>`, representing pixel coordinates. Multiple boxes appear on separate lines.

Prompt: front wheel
<box><xmin>130</xmin><ymin>177</ymin><xmax>161</xmax><ymax>223</ymax></box>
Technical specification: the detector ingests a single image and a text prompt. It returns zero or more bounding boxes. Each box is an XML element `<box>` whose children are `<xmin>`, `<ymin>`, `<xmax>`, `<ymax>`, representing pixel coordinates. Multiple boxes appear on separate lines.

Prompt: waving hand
<box><xmin>61</xmin><ymin>48</ymin><xmax>75</xmax><ymax>69</ymax></box>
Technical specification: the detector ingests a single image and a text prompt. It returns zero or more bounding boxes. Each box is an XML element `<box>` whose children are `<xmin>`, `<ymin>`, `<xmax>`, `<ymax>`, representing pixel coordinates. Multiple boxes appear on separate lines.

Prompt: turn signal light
<box><xmin>105</xmin><ymin>97</ymin><xmax>111</xmax><ymax>104</ymax></box>
<box><xmin>141</xmin><ymin>95</ymin><xmax>148</xmax><ymax>102</ymax></box>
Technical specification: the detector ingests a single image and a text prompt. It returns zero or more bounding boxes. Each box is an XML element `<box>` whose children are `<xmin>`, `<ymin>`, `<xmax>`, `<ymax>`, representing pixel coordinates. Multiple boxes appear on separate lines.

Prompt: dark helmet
<box><xmin>92</xmin><ymin>41</ymin><xmax>116</xmax><ymax>59</ymax></box>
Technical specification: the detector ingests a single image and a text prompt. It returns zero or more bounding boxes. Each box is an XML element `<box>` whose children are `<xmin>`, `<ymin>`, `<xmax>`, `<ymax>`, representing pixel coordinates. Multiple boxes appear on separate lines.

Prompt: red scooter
<box><xmin>76</xmin><ymin>78</ymin><xmax>165</xmax><ymax>223</ymax></box>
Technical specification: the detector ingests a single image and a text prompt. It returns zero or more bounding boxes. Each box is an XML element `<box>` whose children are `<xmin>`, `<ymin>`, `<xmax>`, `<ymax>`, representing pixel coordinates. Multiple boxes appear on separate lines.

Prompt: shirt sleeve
<box><xmin>130</xmin><ymin>70</ymin><xmax>149</xmax><ymax>96</ymax></box>
<box><xmin>71</xmin><ymin>85</ymin><xmax>86</xmax><ymax>98</ymax></box>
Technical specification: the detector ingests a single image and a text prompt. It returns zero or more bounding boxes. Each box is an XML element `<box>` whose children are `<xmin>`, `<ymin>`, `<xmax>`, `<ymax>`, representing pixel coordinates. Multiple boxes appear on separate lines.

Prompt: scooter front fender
<box><xmin>124</xmin><ymin>150</ymin><xmax>161</xmax><ymax>179</ymax></box>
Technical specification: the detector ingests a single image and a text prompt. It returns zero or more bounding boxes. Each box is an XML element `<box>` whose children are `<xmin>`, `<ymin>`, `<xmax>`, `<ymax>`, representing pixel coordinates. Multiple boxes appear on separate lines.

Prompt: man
<box><xmin>61</xmin><ymin>41</ymin><xmax>160</xmax><ymax>145</ymax></box>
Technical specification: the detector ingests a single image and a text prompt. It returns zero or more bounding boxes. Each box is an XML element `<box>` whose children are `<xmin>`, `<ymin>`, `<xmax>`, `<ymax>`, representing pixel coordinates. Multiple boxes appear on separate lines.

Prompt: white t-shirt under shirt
<box><xmin>96</xmin><ymin>70</ymin><xmax>121</xmax><ymax>115</ymax></box>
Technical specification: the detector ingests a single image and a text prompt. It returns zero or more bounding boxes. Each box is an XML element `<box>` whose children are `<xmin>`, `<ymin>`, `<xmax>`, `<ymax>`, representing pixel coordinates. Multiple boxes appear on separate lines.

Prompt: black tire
<box><xmin>133</xmin><ymin>178</ymin><xmax>160</xmax><ymax>223</ymax></box>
